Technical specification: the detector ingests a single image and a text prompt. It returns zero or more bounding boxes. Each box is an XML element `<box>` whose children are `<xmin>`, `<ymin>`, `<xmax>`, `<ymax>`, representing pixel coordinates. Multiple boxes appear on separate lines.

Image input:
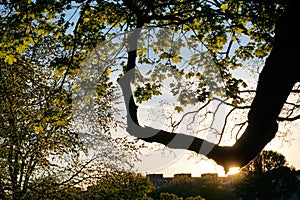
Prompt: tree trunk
<box><xmin>207</xmin><ymin>0</ymin><xmax>299</xmax><ymax>171</ymax></box>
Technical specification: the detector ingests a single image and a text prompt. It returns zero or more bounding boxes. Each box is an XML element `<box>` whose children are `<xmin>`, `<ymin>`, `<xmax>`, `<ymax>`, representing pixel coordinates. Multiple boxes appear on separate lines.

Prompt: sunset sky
<box><xmin>134</xmin><ymin>125</ymin><xmax>300</xmax><ymax>177</ymax></box>
<box><xmin>102</xmin><ymin>28</ymin><xmax>300</xmax><ymax>178</ymax></box>
<box><xmin>131</xmin><ymin>67</ymin><xmax>300</xmax><ymax>177</ymax></box>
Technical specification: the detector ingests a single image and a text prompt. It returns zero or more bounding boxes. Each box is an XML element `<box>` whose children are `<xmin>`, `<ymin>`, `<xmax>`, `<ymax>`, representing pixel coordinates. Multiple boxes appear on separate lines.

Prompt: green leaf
<box><xmin>175</xmin><ymin>106</ymin><xmax>183</xmax><ymax>113</ymax></box>
<box><xmin>220</xmin><ymin>4</ymin><xmax>228</xmax><ymax>10</ymax></box>
<box><xmin>34</xmin><ymin>125</ymin><xmax>44</xmax><ymax>133</ymax></box>
<box><xmin>172</xmin><ymin>56</ymin><xmax>182</xmax><ymax>63</ymax></box>
<box><xmin>4</xmin><ymin>55</ymin><xmax>16</xmax><ymax>65</ymax></box>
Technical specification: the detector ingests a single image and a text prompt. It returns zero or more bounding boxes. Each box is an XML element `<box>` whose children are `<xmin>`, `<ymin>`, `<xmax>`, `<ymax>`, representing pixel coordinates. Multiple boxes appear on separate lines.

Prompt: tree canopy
<box><xmin>0</xmin><ymin>0</ymin><xmax>140</xmax><ymax>199</ymax></box>
<box><xmin>114</xmin><ymin>0</ymin><xmax>300</xmax><ymax>172</ymax></box>
<box><xmin>1</xmin><ymin>0</ymin><xmax>300</xmax><ymax>198</ymax></box>
<box><xmin>236</xmin><ymin>150</ymin><xmax>297</xmax><ymax>199</ymax></box>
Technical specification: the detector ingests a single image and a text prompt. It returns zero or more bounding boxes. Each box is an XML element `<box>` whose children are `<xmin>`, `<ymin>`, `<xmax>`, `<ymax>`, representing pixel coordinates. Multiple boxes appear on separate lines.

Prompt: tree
<box><xmin>112</xmin><ymin>0</ymin><xmax>300</xmax><ymax>172</ymax></box>
<box><xmin>84</xmin><ymin>171</ymin><xmax>155</xmax><ymax>200</ymax></box>
<box><xmin>242</xmin><ymin>150</ymin><xmax>288</xmax><ymax>175</ymax></box>
<box><xmin>2</xmin><ymin>1</ymin><xmax>300</xmax><ymax>198</ymax></box>
<box><xmin>0</xmin><ymin>1</ymin><xmax>140</xmax><ymax>199</ymax></box>
<box><xmin>185</xmin><ymin>197</ymin><xmax>205</xmax><ymax>200</ymax></box>
<box><xmin>160</xmin><ymin>193</ymin><xmax>183</xmax><ymax>200</ymax></box>
<box><xmin>157</xmin><ymin>176</ymin><xmax>201</xmax><ymax>199</ymax></box>
<box><xmin>236</xmin><ymin>150</ymin><xmax>297</xmax><ymax>200</ymax></box>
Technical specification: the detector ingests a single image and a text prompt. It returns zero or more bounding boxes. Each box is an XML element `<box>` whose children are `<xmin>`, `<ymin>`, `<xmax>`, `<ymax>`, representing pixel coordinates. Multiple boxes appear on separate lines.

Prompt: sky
<box><xmin>131</xmin><ymin>67</ymin><xmax>300</xmax><ymax>177</ymax></box>
<box><xmin>96</xmin><ymin>29</ymin><xmax>300</xmax><ymax>178</ymax></box>
<box><xmin>71</xmin><ymin>17</ymin><xmax>300</xmax><ymax>178</ymax></box>
<box><xmin>134</xmin><ymin>125</ymin><xmax>300</xmax><ymax>177</ymax></box>
<box><xmin>132</xmin><ymin>97</ymin><xmax>300</xmax><ymax>177</ymax></box>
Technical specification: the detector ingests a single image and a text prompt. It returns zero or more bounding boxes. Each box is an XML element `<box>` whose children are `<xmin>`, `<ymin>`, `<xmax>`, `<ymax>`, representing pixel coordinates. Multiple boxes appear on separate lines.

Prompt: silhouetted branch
<box><xmin>118</xmin><ymin>0</ymin><xmax>299</xmax><ymax>173</ymax></box>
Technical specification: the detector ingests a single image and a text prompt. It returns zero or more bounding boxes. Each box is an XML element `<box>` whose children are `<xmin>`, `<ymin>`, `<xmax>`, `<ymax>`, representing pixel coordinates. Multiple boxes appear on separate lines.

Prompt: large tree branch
<box><xmin>118</xmin><ymin>0</ymin><xmax>299</xmax><ymax>173</ymax></box>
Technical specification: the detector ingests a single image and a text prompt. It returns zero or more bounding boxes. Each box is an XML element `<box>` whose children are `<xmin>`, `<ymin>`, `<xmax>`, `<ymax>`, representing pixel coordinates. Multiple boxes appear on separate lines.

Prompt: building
<box><xmin>147</xmin><ymin>172</ymin><xmax>233</xmax><ymax>189</ymax></box>
<box><xmin>147</xmin><ymin>174</ymin><xmax>172</xmax><ymax>189</ymax></box>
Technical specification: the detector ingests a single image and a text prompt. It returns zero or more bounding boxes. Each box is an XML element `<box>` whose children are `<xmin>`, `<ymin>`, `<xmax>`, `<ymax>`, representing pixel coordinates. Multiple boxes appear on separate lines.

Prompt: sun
<box><xmin>227</xmin><ymin>167</ymin><xmax>240</xmax><ymax>175</ymax></box>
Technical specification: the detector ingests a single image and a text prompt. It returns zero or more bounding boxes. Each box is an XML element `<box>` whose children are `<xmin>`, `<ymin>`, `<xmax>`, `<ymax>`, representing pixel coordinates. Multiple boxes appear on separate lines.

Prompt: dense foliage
<box><xmin>1</xmin><ymin>0</ymin><xmax>299</xmax><ymax>198</ymax></box>
<box><xmin>0</xmin><ymin>1</ymin><xmax>139</xmax><ymax>199</ymax></box>
<box><xmin>84</xmin><ymin>171</ymin><xmax>154</xmax><ymax>200</ymax></box>
<box><xmin>235</xmin><ymin>150</ymin><xmax>297</xmax><ymax>199</ymax></box>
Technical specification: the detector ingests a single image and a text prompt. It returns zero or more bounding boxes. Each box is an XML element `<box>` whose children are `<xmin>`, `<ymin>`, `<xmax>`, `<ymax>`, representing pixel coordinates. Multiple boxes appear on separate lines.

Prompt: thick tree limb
<box><xmin>118</xmin><ymin>0</ymin><xmax>299</xmax><ymax>172</ymax></box>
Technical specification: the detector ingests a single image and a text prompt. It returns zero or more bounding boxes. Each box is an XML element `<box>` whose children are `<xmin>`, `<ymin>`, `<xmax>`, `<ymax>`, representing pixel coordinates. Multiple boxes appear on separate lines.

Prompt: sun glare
<box><xmin>227</xmin><ymin>167</ymin><xmax>240</xmax><ymax>175</ymax></box>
